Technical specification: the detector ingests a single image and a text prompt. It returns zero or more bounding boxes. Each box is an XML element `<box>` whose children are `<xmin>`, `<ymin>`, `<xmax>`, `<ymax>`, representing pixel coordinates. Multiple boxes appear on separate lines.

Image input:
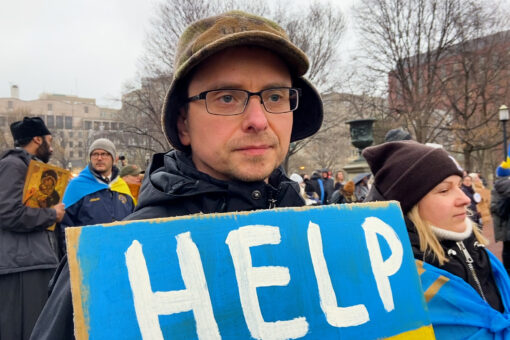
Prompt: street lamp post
<box><xmin>500</xmin><ymin>105</ymin><xmax>509</xmax><ymax>159</ymax></box>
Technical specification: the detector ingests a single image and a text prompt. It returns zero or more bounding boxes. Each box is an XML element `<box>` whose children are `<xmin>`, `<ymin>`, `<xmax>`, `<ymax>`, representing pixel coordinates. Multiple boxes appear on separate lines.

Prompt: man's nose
<box><xmin>241</xmin><ymin>96</ymin><xmax>269</xmax><ymax>133</ymax></box>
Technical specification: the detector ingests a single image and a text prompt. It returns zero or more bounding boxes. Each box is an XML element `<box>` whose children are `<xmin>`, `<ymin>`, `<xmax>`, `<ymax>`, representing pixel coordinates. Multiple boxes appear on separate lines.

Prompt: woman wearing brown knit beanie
<box><xmin>362</xmin><ymin>141</ymin><xmax>510</xmax><ymax>339</ymax></box>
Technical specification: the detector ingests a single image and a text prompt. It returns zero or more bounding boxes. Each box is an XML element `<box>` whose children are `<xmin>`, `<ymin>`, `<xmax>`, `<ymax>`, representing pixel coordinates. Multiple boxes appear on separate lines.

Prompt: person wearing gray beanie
<box><xmin>88</xmin><ymin>138</ymin><xmax>116</xmax><ymax>160</ymax></box>
<box><xmin>57</xmin><ymin>137</ymin><xmax>134</xmax><ymax>257</ymax></box>
<box><xmin>362</xmin><ymin>141</ymin><xmax>510</xmax><ymax>338</ymax></box>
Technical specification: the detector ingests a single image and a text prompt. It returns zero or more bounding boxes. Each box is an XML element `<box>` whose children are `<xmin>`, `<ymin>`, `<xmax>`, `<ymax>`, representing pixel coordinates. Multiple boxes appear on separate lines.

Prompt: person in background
<box><xmin>491</xmin><ymin>151</ymin><xmax>510</xmax><ymax>275</ymax></box>
<box><xmin>353</xmin><ymin>172</ymin><xmax>371</xmax><ymax>202</ymax></box>
<box><xmin>58</xmin><ymin>138</ymin><xmax>135</xmax><ymax>253</ymax></box>
<box><xmin>118</xmin><ymin>155</ymin><xmax>128</xmax><ymax>167</ymax></box>
<box><xmin>290</xmin><ymin>173</ymin><xmax>317</xmax><ymax>205</ymax></box>
<box><xmin>460</xmin><ymin>175</ymin><xmax>482</xmax><ymax>226</ymax></box>
<box><xmin>384</xmin><ymin>128</ymin><xmax>412</xmax><ymax>142</ymax></box>
<box><xmin>0</xmin><ymin>117</ymin><xmax>65</xmax><ymax>340</ymax></box>
<box><xmin>364</xmin><ymin>140</ymin><xmax>510</xmax><ymax>338</ymax></box>
<box><xmin>119</xmin><ymin>164</ymin><xmax>142</xmax><ymax>203</ymax></box>
<box><xmin>321</xmin><ymin>168</ymin><xmax>334</xmax><ymax>203</ymax></box>
<box><xmin>330</xmin><ymin>180</ymin><xmax>356</xmax><ymax>204</ymax></box>
<box><xmin>470</xmin><ymin>172</ymin><xmax>492</xmax><ymax>227</ymax></box>
<box><xmin>334</xmin><ymin>170</ymin><xmax>345</xmax><ymax>191</ymax></box>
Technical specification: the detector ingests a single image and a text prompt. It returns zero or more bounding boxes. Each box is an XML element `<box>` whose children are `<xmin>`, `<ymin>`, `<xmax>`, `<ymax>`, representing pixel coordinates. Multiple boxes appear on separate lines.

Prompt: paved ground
<box><xmin>482</xmin><ymin>218</ymin><xmax>502</xmax><ymax>261</ymax></box>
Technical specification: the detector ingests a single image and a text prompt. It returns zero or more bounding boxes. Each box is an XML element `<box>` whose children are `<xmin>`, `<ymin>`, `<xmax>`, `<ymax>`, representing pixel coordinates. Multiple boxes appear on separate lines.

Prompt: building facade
<box><xmin>0</xmin><ymin>86</ymin><xmax>123</xmax><ymax>169</ymax></box>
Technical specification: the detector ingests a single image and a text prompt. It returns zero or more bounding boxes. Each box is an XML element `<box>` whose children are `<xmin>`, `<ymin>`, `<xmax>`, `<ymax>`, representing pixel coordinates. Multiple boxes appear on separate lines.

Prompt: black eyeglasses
<box><xmin>186</xmin><ymin>87</ymin><xmax>301</xmax><ymax>116</ymax></box>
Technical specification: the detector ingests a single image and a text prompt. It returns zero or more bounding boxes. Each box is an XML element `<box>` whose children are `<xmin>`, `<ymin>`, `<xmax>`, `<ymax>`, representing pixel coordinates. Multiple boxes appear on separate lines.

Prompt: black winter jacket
<box><xmin>30</xmin><ymin>150</ymin><xmax>305</xmax><ymax>340</ymax></box>
<box><xmin>0</xmin><ymin>148</ymin><xmax>59</xmax><ymax>275</ymax></box>
<box><xmin>491</xmin><ymin>177</ymin><xmax>510</xmax><ymax>242</ymax></box>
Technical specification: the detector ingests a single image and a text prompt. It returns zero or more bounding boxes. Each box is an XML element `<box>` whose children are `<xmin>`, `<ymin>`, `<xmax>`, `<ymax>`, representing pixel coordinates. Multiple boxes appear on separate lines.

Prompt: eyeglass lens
<box><xmin>205</xmin><ymin>88</ymin><xmax>298</xmax><ymax>115</ymax></box>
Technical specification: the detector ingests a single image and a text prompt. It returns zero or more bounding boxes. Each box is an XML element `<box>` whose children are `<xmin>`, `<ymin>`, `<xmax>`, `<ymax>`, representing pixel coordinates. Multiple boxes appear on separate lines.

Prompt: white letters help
<box><xmin>125</xmin><ymin>233</ymin><xmax>220</xmax><ymax>340</ymax></box>
<box><xmin>308</xmin><ymin>221</ymin><xmax>370</xmax><ymax>327</ymax></box>
<box><xmin>362</xmin><ymin>217</ymin><xmax>403</xmax><ymax>312</ymax></box>
<box><xmin>226</xmin><ymin>225</ymin><xmax>309</xmax><ymax>340</ymax></box>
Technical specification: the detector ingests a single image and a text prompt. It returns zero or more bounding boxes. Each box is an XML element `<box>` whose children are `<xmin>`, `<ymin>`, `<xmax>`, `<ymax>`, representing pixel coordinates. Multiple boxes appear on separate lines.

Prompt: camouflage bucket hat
<box><xmin>162</xmin><ymin>10</ymin><xmax>323</xmax><ymax>151</ymax></box>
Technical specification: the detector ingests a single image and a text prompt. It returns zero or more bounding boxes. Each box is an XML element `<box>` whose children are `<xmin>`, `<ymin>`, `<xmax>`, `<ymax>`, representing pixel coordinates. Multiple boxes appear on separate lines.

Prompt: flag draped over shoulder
<box><xmin>417</xmin><ymin>251</ymin><xmax>510</xmax><ymax>339</ymax></box>
<box><xmin>63</xmin><ymin>166</ymin><xmax>134</xmax><ymax>208</ymax></box>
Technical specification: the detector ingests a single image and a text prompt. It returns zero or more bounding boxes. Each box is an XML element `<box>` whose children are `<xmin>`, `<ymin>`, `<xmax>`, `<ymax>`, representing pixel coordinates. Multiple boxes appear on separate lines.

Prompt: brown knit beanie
<box><xmin>362</xmin><ymin>141</ymin><xmax>464</xmax><ymax>213</ymax></box>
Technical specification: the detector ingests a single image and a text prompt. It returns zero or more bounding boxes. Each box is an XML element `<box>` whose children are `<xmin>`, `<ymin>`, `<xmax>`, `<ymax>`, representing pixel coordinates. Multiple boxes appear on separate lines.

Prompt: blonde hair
<box><xmin>407</xmin><ymin>206</ymin><xmax>487</xmax><ymax>265</ymax></box>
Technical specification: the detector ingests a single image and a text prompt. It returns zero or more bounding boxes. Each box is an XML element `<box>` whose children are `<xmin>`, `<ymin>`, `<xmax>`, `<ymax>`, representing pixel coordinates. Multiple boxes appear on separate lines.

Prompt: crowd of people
<box><xmin>1</xmin><ymin>9</ymin><xmax>510</xmax><ymax>340</ymax></box>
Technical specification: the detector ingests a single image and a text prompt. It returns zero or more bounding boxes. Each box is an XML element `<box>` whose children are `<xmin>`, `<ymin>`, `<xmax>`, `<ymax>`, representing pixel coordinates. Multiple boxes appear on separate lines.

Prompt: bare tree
<box><xmin>440</xmin><ymin>31</ymin><xmax>510</xmax><ymax>172</ymax></box>
<box><xmin>354</xmin><ymin>0</ymin><xmax>510</xmax><ymax>174</ymax></box>
<box><xmin>121</xmin><ymin>0</ymin><xmax>346</xmax><ymax>171</ymax></box>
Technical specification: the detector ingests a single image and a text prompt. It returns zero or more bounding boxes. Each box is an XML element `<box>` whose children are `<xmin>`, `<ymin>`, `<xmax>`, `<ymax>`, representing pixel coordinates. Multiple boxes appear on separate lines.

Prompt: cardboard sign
<box><xmin>67</xmin><ymin>203</ymin><xmax>434</xmax><ymax>339</ymax></box>
<box><xmin>23</xmin><ymin>160</ymin><xmax>71</xmax><ymax>230</ymax></box>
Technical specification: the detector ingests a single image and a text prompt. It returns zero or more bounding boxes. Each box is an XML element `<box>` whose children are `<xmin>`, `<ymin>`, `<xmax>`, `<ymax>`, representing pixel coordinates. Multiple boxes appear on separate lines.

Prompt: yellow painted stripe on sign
<box><xmin>386</xmin><ymin>325</ymin><xmax>436</xmax><ymax>339</ymax></box>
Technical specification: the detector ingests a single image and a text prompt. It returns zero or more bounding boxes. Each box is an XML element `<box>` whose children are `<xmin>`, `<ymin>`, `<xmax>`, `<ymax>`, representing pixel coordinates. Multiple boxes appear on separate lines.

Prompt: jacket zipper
<box><xmin>456</xmin><ymin>241</ymin><xmax>487</xmax><ymax>302</ymax></box>
<box><xmin>268</xmin><ymin>198</ymin><xmax>277</xmax><ymax>209</ymax></box>
<box><xmin>267</xmin><ymin>187</ymin><xmax>277</xmax><ymax>209</ymax></box>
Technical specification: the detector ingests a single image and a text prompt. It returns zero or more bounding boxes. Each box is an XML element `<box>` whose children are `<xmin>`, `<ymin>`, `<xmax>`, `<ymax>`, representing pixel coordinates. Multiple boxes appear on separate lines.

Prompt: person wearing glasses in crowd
<box><xmin>31</xmin><ymin>11</ymin><xmax>323</xmax><ymax>339</ymax></box>
<box><xmin>56</xmin><ymin>138</ymin><xmax>135</xmax><ymax>254</ymax></box>
<box><xmin>363</xmin><ymin>141</ymin><xmax>510</xmax><ymax>338</ymax></box>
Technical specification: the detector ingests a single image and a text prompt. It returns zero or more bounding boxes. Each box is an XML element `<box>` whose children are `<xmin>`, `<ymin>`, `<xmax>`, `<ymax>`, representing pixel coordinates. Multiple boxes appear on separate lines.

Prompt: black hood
<box><xmin>133</xmin><ymin>150</ymin><xmax>302</xmax><ymax>216</ymax></box>
<box><xmin>134</xmin><ymin>151</ymin><xmax>225</xmax><ymax>212</ymax></box>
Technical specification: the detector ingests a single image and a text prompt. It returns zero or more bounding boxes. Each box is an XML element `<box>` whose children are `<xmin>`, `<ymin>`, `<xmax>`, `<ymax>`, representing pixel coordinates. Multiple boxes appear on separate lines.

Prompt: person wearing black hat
<box><xmin>32</xmin><ymin>11</ymin><xmax>324</xmax><ymax>339</ymax></box>
<box><xmin>363</xmin><ymin>141</ymin><xmax>510</xmax><ymax>338</ymax></box>
<box><xmin>0</xmin><ymin>116</ymin><xmax>65</xmax><ymax>340</ymax></box>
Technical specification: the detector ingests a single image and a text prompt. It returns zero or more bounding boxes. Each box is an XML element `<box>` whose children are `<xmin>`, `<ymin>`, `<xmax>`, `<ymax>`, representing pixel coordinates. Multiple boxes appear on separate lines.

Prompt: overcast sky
<box><xmin>1</xmin><ymin>0</ymin><xmax>158</xmax><ymax>108</ymax></box>
<box><xmin>1</xmin><ymin>0</ymin><xmax>358</xmax><ymax>108</ymax></box>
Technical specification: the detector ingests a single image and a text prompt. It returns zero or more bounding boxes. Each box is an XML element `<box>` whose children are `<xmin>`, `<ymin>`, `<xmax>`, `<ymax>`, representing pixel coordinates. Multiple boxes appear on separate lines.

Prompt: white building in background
<box><xmin>0</xmin><ymin>85</ymin><xmax>122</xmax><ymax>169</ymax></box>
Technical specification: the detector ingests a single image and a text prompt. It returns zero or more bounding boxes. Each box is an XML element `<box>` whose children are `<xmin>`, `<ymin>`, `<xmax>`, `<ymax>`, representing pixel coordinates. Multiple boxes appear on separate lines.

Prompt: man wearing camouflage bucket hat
<box><xmin>32</xmin><ymin>10</ymin><xmax>323</xmax><ymax>339</ymax></box>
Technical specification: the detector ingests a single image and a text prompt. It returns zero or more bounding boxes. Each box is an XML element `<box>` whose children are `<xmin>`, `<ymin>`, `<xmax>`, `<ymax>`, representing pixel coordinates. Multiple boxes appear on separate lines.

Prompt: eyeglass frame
<box><xmin>90</xmin><ymin>152</ymin><xmax>112</xmax><ymax>159</ymax></box>
<box><xmin>185</xmin><ymin>87</ymin><xmax>301</xmax><ymax>116</ymax></box>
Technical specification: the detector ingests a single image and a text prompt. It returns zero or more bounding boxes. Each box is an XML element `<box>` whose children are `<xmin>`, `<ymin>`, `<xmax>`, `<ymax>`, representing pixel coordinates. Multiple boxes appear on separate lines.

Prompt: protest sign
<box><xmin>67</xmin><ymin>202</ymin><xmax>434</xmax><ymax>339</ymax></box>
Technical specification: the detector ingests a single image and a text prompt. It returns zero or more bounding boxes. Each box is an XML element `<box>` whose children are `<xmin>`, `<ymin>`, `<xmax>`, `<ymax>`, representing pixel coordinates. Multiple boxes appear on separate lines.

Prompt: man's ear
<box><xmin>32</xmin><ymin>136</ymin><xmax>43</xmax><ymax>145</ymax></box>
<box><xmin>177</xmin><ymin>109</ymin><xmax>191</xmax><ymax>146</ymax></box>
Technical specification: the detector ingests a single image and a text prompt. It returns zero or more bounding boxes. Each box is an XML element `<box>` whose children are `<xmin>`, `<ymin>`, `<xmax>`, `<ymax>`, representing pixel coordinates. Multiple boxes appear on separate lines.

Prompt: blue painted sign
<box><xmin>67</xmin><ymin>203</ymin><xmax>434</xmax><ymax>339</ymax></box>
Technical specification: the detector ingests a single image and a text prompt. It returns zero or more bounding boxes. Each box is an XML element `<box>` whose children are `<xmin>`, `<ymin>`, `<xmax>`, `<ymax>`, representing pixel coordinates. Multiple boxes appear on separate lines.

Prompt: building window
<box><xmin>84</xmin><ymin>106</ymin><xmax>89</xmax><ymax>113</ymax></box>
<box><xmin>111</xmin><ymin>122</ymin><xmax>118</xmax><ymax>130</ymax></box>
<box><xmin>0</xmin><ymin>116</ymin><xmax>5</xmax><ymax>127</ymax></box>
<box><xmin>78</xmin><ymin>131</ymin><xmax>82</xmax><ymax>137</ymax></box>
<box><xmin>48</xmin><ymin>103</ymin><xmax>53</xmax><ymax>111</ymax></box>
<box><xmin>65</xmin><ymin>116</ymin><xmax>72</xmax><ymax>129</ymax></box>
<box><xmin>69</xmin><ymin>131</ymin><xmax>73</xmax><ymax>138</ymax></box>
<box><xmin>94</xmin><ymin>121</ymin><xmax>100</xmax><ymax>130</ymax></box>
<box><xmin>79</xmin><ymin>151</ymin><xmax>83</xmax><ymax>158</ymax></box>
<box><xmin>69</xmin><ymin>141</ymin><xmax>73</xmax><ymax>148</ymax></box>
<box><xmin>7</xmin><ymin>101</ymin><xmax>13</xmax><ymax>109</ymax></box>
<box><xmin>78</xmin><ymin>141</ymin><xmax>82</xmax><ymax>147</ymax></box>
<box><xmin>103</xmin><ymin>122</ymin><xmax>110</xmax><ymax>130</ymax></box>
<box><xmin>56</xmin><ymin>116</ymin><xmax>63</xmax><ymax>129</ymax></box>
<box><xmin>84</xmin><ymin>121</ymin><xmax>92</xmax><ymax>130</ymax></box>
<box><xmin>70</xmin><ymin>151</ymin><xmax>74</xmax><ymax>158</ymax></box>
<box><xmin>47</xmin><ymin>116</ymin><xmax>55</xmax><ymax>128</ymax></box>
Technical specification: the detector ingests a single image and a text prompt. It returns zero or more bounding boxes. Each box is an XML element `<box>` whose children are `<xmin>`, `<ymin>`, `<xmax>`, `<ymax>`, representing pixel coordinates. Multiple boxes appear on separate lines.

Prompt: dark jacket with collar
<box><xmin>58</xmin><ymin>164</ymin><xmax>134</xmax><ymax>253</ymax></box>
<box><xmin>365</xmin><ymin>185</ymin><xmax>504</xmax><ymax>312</ymax></box>
<box><xmin>0</xmin><ymin>148</ymin><xmax>59</xmax><ymax>275</ymax></box>
<box><xmin>30</xmin><ymin>150</ymin><xmax>305</xmax><ymax>340</ymax></box>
